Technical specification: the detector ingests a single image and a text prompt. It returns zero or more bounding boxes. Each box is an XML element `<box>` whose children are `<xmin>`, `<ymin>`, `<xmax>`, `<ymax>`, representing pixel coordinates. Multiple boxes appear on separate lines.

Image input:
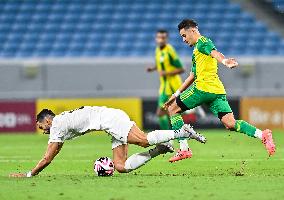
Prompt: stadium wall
<box><xmin>0</xmin><ymin>100</ymin><xmax>36</xmax><ymax>132</ymax></box>
<box><xmin>1</xmin><ymin>57</ymin><xmax>284</xmax><ymax>132</ymax></box>
<box><xmin>0</xmin><ymin>57</ymin><xmax>284</xmax><ymax>99</ymax></box>
<box><xmin>241</xmin><ymin>97</ymin><xmax>284</xmax><ymax>129</ymax></box>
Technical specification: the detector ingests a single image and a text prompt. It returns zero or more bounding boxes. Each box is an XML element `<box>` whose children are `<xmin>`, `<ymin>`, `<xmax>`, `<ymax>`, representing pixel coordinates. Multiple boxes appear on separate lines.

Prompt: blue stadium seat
<box><xmin>0</xmin><ymin>0</ymin><xmax>283</xmax><ymax>57</ymax></box>
<box><xmin>39</xmin><ymin>32</ymin><xmax>54</xmax><ymax>39</ymax></box>
<box><xmin>269</xmin><ymin>0</ymin><xmax>284</xmax><ymax>12</ymax></box>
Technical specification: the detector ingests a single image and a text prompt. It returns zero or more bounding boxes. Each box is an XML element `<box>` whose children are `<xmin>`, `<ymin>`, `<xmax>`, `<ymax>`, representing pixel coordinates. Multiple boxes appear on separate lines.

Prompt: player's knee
<box><xmin>115</xmin><ymin>166</ymin><xmax>127</xmax><ymax>173</ymax></box>
<box><xmin>167</xmin><ymin>104</ymin><xmax>178</xmax><ymax>116</ymax></box>
<box><xmin>127</xmin><ymin>127</ymin><xmax>150</xmax><ymax>148</ymax></box>
<box><xmin>222</xmin><ymin>119</ymin><xmax>236</xmax><ymax>130</ymax></box>
<box><xmin>138</xmin><ymin>134</ymin><xmax>150</xmax><ymax>148</ymax></box>
<box><xmin>220</xmin><ymin>113</ymin><xmax>236</xmax><ymax>130</ymax></box>
<box><xmin>156</xmin><ymin>108</ymin><xmax>165</xmax><ymax>117</ymax></box>
<box><xmin>113</xmin><ymin>161</ymin><xmax>127</xmax><ymax>173</ymax></box>
<box><xmin>136</xmin><ymin>139</ymin><xmax>149</xmax><ymax>148</ymax></box>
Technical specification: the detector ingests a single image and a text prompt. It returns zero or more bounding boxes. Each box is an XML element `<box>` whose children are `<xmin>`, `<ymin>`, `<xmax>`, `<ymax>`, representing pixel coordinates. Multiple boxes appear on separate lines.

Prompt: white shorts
<box><xmin>100</xmin><ymin>108</ymin><xmax>135</xmax><ymax>149</ymax></box>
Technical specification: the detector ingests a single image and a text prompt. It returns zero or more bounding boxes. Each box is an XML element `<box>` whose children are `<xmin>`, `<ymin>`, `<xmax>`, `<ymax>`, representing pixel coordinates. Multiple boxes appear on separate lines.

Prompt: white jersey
<box><xmin>48</xmin><ymin>106</ymin><xmax>135</xmax><ymax>146</ymax></box>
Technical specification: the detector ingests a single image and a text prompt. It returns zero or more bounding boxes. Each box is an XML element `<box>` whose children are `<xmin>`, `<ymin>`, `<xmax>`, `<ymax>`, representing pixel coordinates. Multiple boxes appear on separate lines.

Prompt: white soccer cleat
<box><xmin>181</xmin><ymin>124</ymin><xmax>207</xmax><ymax>144</ymax></box>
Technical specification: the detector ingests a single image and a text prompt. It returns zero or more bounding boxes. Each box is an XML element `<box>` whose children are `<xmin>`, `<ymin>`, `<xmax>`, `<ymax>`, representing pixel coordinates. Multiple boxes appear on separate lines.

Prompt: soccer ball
<box><xmin>94</xmin><ymin>157</ymin><xmax>115</xmax><ymax>176</ymax></box>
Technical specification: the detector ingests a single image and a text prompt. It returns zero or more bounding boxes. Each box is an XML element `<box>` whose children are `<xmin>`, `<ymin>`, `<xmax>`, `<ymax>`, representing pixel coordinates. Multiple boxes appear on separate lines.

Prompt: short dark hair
<box><xmin>156</xmin><ymin>29</ymin><xmax>168</xmax><ymax>35</ymax></box>
<box><xmin>36</xmin><ymin>109</ymin><xmax>55</xmax><ymax>122</ymax></box>
<box><xmin>178</xmin><ymin>19</ymin><xmax>198</xmax><ymax>31</ymax></box>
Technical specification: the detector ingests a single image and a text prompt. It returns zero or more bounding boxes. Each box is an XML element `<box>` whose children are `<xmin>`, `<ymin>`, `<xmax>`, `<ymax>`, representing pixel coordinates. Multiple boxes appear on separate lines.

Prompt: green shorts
<box><xmin>158</xmin><ymin>93</ymin><xmax>170</xmax><ymax>108</ymax></box>
<box><xmin>176</xmin><ymin>87</ymin><xmax>232</xmax><ymax>118</ymax></box>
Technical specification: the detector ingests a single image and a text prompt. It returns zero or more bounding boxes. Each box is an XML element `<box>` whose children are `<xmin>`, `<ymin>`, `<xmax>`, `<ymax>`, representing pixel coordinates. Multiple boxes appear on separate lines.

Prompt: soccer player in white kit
<box><xmin>10</xmin><ymin>106</ymin><xmax>206</xmax><ymax>177</ymax></box>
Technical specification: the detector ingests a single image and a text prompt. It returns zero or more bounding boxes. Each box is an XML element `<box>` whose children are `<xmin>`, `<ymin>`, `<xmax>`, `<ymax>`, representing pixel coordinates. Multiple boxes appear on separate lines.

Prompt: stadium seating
<box><xmin>0</xmin><ymin>0</ymin><xmax>283</xmax><ymax>57</ymax></box>
<box><xmin>268</xmin><ymin>0</ymin><xmax>284</xmax><ymax>13</ymax></box>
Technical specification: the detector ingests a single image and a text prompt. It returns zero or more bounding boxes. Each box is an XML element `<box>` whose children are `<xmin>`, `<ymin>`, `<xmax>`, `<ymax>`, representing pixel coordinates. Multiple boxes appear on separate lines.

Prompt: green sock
<box><xmin>158</xmin><ymin>115</ymin><xmax>170</xmax><ymax>130</ymax></box>
<box><xmin>234</xmin><ymin>120</ymin><xmax>257</xmax><ymax>137</ymax></box>
<box><xmin>170</xmin><ymin>114</ymin><xmax>184</xmax><ymax>130</ymax></box>
<box><xmin>170</xmin><ymin>114</ymin><xmax>187</xmax><ymax>142</ymax></box>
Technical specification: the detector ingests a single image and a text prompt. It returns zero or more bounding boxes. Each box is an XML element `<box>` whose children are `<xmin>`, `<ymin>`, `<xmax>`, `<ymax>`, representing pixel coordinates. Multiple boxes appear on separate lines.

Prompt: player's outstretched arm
<box><xmin>178</xmin><ymin>72</ymin><xmax>195</xmax><ymax>92</ymax></box>
<box><xmin>210</xmin><ymin>50</ymin><xmax>238</xmax><ymax>69</ymax></box>
<box><xmin>10</xmin><ymin>142</ymin><xmax>63</xmax><ymax>178</ymax></box>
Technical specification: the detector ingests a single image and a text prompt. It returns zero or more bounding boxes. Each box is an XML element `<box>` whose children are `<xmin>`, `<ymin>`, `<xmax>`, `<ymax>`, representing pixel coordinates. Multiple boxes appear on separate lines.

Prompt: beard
<box><xmin>43</xmin><ymin>129</ymin><xmax>50</xmax><ymax>134</ymax></box>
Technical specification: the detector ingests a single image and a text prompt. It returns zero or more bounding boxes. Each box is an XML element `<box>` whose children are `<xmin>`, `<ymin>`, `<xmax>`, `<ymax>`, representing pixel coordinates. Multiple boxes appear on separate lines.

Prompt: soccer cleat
<box><xmin>181</xmin><ymin>124</ymin><xmax>207</xmax><ymax>144</ymax></box>
<box><xmin>262</xmin><ymin>129</ymin><xmax>275</xmax><ymax>156</ymax></box>
<box><xmin>169</xmin><ymin>149</ymin><xmax>192</xmax><ymax>162</ymax></box>
<box><xmin>156</xmin><ymin>142</ymin><xmax>175</xmax><ymax>154</ymax></box>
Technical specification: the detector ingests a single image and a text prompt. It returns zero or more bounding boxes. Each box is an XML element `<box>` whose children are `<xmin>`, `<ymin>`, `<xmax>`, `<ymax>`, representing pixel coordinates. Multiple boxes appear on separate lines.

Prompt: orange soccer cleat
<box><xmin>169</xmin><ymin>149</ymin><xmax>192</xmax><ymax>163</ymax></box>
<box><xmin>262</xmin><ymin>129</ymin><xmax>276</xmax><ymax>156</ymax></box>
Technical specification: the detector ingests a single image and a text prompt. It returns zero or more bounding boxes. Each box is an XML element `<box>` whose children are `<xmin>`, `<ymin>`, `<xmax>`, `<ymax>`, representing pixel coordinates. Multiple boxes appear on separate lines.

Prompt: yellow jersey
<box><xmin>191</xmin><ymin>36</ymin><xmax>226</xmax><ymax>94</ymax></box>
<box><xmin>155</xmin><ymin>44</ymin><xmax>183</xmax><ymax>95</ymax></box>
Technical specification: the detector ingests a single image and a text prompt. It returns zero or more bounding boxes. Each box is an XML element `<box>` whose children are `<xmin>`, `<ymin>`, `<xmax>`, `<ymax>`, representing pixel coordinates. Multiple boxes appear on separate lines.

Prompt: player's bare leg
<box><xmin>117</xmin><ymin>124</ymin><xmax>205</xmax><ymax>172</ymax></box>
<box><xmin>114</xmin><ymin>143</ymin><xmax>174</xmax><ymax>173</ymax></box>
<box><xmin>158</xmin><ymin>107</ymin><xmax>191</xmax><ymax>159</ymax></box>
<box><xmin>167</xmin><ymin>101</ymin><xmax>192</xmax><ymax>162</ymax></box>
<box><xmin>113</xmin><ymin>144</ymin><xmax>128</xmax><ymax>173</ymax></box>
<box><xmin>113</xmin><ymin>126</ymin><xmax>172</xmax><ymax>173</ymax></box>
<box><xmin>167</xmin><ymin>101</ymin><xmax>205</xmax><ymax>162</ymax></box>
<box><xmin>127</xmin><ymin>124</ymin><xmax>205</xmax><ymax>148</ymax></box>
<box><xmin>221</xmin><ymin>112</ymin><xmax>275</xmax><ymax>156</ymax></box>
<box><xmin>113</xmin><ymin>129</ymin><xmax>174</xmax><ymax>173</ymax></box>
<box><xmin>220</xmin><ymin>112</ymin><xmax>236</xmax><ymax>130</ymax></box>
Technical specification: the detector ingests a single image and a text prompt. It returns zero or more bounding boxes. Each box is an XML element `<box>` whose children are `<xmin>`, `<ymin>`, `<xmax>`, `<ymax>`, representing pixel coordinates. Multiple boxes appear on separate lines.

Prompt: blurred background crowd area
<box><xmin>0</xmin><ymin>0</ymin><xmax>284</xmax><ymax>132</ymax></box>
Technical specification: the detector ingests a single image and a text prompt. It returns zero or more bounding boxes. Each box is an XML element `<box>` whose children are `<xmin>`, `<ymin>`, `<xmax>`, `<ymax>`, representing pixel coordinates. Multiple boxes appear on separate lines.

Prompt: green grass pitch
<box><xmin>0</xmin><ymin>130</ymin><xmax>284</xmax><ymax>200</ymax></box>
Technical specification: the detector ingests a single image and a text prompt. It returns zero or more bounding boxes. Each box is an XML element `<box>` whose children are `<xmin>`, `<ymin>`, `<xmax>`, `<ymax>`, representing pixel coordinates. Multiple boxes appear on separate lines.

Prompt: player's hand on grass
<box><xmin>9</xmin><ymin>173</ymin><xmax>28</xmax><ymax>178</ymax></box>
<box><xmin>222</xmin><ymin>58</ymin><xmax>238</xmax><ymax>69</ymax></box>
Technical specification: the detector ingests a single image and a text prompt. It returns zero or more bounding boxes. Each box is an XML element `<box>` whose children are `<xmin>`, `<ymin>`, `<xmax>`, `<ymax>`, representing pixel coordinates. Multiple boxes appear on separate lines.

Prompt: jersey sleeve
<box><xmin>48</xmin><ymin>128</ymin><xmax>64</xmax><ymax>144</ymax></box>
<box><xmin>196</xmin><ymin>38</ymin><xmax>216</xmax><ymax>55</ymax></box>
<box><xmin>48</xmin><ymin>119</ymin><xmax>65</xmax><ymax>144</ymax></box>
<box><xmin>168</xmin><ymin>46</ymin><xmax>183</xmax><ymax>68</ymax></box>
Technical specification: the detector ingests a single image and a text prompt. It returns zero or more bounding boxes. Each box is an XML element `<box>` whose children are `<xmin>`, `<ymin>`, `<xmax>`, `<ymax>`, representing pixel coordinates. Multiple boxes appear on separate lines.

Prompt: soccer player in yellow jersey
<box><xmin>147</xmin><ymin>29</ymin><xmax>193</xmax><ymax>161</ymax></box>
<box><xmin>164</xmin><ymin>19</ymin><xmax>275</xmax><ymax>158</ymax></box>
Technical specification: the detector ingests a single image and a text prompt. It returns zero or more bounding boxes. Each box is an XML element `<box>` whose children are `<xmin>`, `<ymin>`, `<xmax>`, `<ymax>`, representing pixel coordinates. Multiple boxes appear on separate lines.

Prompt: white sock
<box><xmin>146</xmin><ymin>130</ymin><xmax>188</xmax><ymax>146</ymax></box>
<box><xmin>179</xmin><ymin>139</ymin><xmax>189</xmax><ymax>151</ymax></box>
<box><xmin>124</xmin><ymin>152</ymin><xmax>151</xmax><ymax>172</ymax></box>
<box><xmin>146</xmin><ymin>130</ymin><xmax>175</xmax><ymax>145</ymax></box>
<box><xmin>254</xmin><ymin>129</ymin><xmax>263</xmax><ymax>140</ymax></box>
<box><xmin>124</xmin><ymin>147</ymin><xmax>163</xmax><ymax>172</ymax></box>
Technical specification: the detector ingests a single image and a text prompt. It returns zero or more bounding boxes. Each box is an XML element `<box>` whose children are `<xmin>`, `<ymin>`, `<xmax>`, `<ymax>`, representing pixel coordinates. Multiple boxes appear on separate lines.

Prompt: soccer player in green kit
<box><xmin>164</xmin><ymin>19</ymin><xmax>275</xmax><ymax>157</ymax></box>
<box><xmin>147</xmin><ymin>29</ymin><xmax>193</xmax><ymax>162</ymax></box>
